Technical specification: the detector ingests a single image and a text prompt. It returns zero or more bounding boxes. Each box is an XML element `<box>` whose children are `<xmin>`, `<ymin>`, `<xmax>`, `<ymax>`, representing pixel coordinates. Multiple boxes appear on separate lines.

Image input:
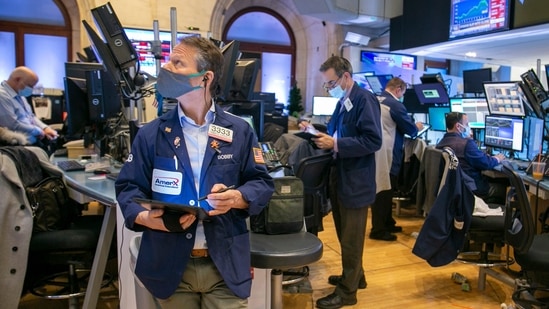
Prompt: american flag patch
<box><xmin>253</xmin><ymin>147</ymin><xmax>265</xmax><ymax>164</ymax></box>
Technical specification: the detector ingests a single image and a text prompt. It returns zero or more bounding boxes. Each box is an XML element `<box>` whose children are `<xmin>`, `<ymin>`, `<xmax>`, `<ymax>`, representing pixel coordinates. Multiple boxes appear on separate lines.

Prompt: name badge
<box><xmin>208</xmin><ymin>124</ymin><xmax>233</xmax><ymax>143</ymax></box>
<box><xmin>152</xmin><ymin>169</ymin><xmax>182</xmax><ymax>195</ymax></box>
<box><xmin>344</xmin><ymin>98</ymin><xmax>353</xmax><ymax>112</ymax></box>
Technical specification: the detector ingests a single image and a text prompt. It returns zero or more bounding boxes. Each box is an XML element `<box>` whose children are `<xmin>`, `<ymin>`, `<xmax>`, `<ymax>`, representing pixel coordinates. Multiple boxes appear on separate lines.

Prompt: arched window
<box><xmin>223</xmin><ymin>8</ymin><xmax>296</xmax><ymax>105</ymax></box>
<box><xmin>0</xmin><ymin>0</ymin><xmax>71</xmax><ymax>89</ymax></box>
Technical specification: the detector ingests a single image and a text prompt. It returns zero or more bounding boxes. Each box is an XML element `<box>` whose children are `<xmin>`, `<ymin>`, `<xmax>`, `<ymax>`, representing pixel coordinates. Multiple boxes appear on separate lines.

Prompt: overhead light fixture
<box><xmin>465</xmin><ymin>52</ymin><xmax>477</xmax><ymax>58</ymax></box>
<box><xmin>345</xmin><ymin>31</ymin><xmax>370</xmax><ymax>46</ymax></box>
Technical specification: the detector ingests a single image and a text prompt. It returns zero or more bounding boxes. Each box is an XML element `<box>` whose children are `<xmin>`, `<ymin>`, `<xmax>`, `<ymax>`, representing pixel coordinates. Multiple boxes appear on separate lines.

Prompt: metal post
<box><xmin>170</xmin><ymin>7</ymin><xmax>177</xmax><ymax>52</ymax></box>
<box><xmin>271</xmin><ymin>269</ymin><xmax>283</xmax><ymax>309</ymax></box>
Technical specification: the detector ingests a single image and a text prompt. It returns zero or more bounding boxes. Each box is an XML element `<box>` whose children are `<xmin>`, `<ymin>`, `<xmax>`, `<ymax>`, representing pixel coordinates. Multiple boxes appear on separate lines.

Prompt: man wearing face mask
<box><xmin>115</xmin><ymin>37</ymin><xmax>274</xmax><ymax>308</ymax></box>
<box><xmin>370</xmin><ymin>77</ymin><xmax>424</xmax><ymax>241</ymax></box>
<box><xmin>436</xmin><ymin>112</ymin><xmax>506</xmax><ymax>203</ymax></box>
<box><xmin>0</xmin><ymin>67</ymin><xmax>58</xmax><ymax>146</ymax></box>
<box><xmin>312</xmin><ymin>56</ymin><xmax>382</xmax><ymax>309</ymax></box>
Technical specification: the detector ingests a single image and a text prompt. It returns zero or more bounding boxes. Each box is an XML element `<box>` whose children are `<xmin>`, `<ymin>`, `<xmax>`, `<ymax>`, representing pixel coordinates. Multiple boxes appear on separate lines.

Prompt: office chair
<box><xmin>25</xmin><ymin>211</ymin><xmax>115</xmax><ymax>309</ymax></box>
<box><xmin>294</xmin><ymin>152</ymin><xmax>333</xmax><ymax>235</ymax></box>
<box><xmin>501</xmin><ymin>163</ymin><xmax>549</xmax><ymax>308</ymax></box>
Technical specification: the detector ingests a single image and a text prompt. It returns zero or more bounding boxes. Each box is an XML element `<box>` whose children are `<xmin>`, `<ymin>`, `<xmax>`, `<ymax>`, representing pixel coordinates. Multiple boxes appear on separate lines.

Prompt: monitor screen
<box><xmin>428</xmin><ymin>106</ymin><xmax>451</xmax><ymax>131</ymax></box>
<box><xmin>124</xmin><ymin>28</ymin><xmax>199</xmax><ymax>77</ymax></box>
<box><xmin>352</xmin><ymin>72</ymin><xmax>370</xmax><ymax>91</ymax></box>
<box><xmin>230</xmin><ymin>100</ymin><xmax>264</xmax><ymax>141</ymax></box>
<box><xmin>520</xmin><ymin>69</ymin><xmax>547</xmax><ymax>119</ymax></box>
<box><xmin>312</xmin><ymin>96</ymin><xmax>339</xmax><ymax>116</ymax></box>
<box><xmin>403</xmin><ymin>89</ymin><xmax>429</xmax><ymax>114</ymax></box>
<box><xmin>238</xmin><ymin>115</ymin><xmax>256</xmax><ymax>131</ymax></box>
<box><xmin>218</xmin><ymin>40</ymin><xmax>240</xmax><ymax>102</ymax></box>
<box><xmin>449</xmin><ymin>97</ymin><xmax>490</xmax><ymax>128</ymax></box>
<box><xmin>449</xmin><ymin>0</ymin><xmax>511</xmax><ymax>40</ymax></box>
<box><xmin>360</xmin><ymin>50</ymin><xmax>417</xmax><ymax>70</ymax></box>
<box><xmin>463</xmin><ymin>68</ymin><xmax>492</xmax><ymax>94</ymax></box>
<box><xmin>365</xmin><ymin>75</ymin><xmax>393</xmax><ymax>95</ymax></box>
<box><xmin>513</xmin><ymin>0</ymin><xmax>549</xmax><ymax>29</ymax></box>
<box><xmin>545</xmin><ymin>64</ymin><xmax>549</xmax><ymax>91</ymax></box>
<box><xmin>228</xmin><ymin>59</ymin><xmax>260</xmax><ymax>101</ymax></box>
<box><xmin>526</xmin><ymin>116</ymin><xmax>544</xmax><ymax>160</ymax></box>
<box><xmin>484</xmin><ymin>115</ymin><xmax>524</xmax><ymax>152</ymax></box>
<box><xmin>63</xmin><ymin>77</ymin><xmax>89</xmax><ymax>140</ymax></box>
<box><xmin>483</xmin><ymin>81</ymin><xmax>527</xmax><ymax>117</ymax></box>
<box><xmin>414</xmin><ymin>83</ymin><xmax>449</xmax><ymax>105</ymax></box>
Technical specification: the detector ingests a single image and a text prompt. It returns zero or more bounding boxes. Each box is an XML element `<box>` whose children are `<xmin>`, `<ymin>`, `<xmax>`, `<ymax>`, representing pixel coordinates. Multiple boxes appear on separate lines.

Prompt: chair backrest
<box><xmin>501</xmin><ymin>163</ymin><xmax>535</xmax><ymax>255</ymax></box>
<box><xmin>295</xmin><ymin>152</ymin><xmax>333</xmax><ymax>193</ymax></box>
<box><xmin>418</xmin><ymin>147</ymin><xmax>450</xmax><ymax>215</ymax></box>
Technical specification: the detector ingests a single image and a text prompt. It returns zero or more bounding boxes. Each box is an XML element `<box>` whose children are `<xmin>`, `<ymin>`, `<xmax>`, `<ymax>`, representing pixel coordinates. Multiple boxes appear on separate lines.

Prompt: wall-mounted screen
<box><xmin>450</xmin><ymin>97</ymin><xmax>490</xmax><ymax>129</ymax></box>
<box><xmin>513</xmin><ymin>0</ymin><xmax>549</xmax><ymax>29</ymax></box>
<box><xmin>484</xmin><ymin>115</ymin><xmax>524</xmax><ymax>152</ymax></box>
<box><xmin>413</xmin><ymin>83</ymin><xmax>450</xmax><ymax>105</ymax></box>
<box><xmin>483</xmin><ymin>81</ymin><xmax>527</xmax><ymax>117</ymax></box>
<box><xmin>312</xmin><ymin>96</ymin><xmax>339</xmax><ymax>116</ymax></box>
<box><xmin>360</xmin><ymin>50</ymin><xmax>417</xmax><ymax>71</ymax></box>
<box><xmin>449</xmin><ymin>0</ymin><xmax>511</xmax><ymax>40</ymax></box>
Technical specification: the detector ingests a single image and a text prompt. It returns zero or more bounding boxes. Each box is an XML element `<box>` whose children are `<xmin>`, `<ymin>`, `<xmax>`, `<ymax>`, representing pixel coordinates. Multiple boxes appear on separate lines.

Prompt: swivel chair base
<box><xmin>30</xmin><ymin>262</ymin><xmax>113</xmax><ymax>309</ymax></box>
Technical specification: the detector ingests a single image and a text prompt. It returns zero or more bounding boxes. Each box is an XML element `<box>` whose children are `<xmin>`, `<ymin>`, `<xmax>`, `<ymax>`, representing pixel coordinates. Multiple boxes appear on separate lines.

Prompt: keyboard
<box><xmin>56</xmin><ymin>160</ymin><xmax>85</xmax><ymax>172</ymax></box>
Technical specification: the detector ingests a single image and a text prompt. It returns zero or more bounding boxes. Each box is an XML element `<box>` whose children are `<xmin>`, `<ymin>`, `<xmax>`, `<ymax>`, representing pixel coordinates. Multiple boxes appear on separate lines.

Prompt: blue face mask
<box><xmin>156</xmin><ymin>68</ymin><xmax>205</xmax><ymax>99</ymax></box>
<box><xmin>328</xmin><ymin>85</ymin><xmax>346</xmax><ymax>99</ymax></box>
<box><xmin>18</xmin><ymin>86</ymin><xmax>33</xmax><ymax>98</ymax></box>
<box><xmin>460</xmin><ymin>124</ymin><xmax>471</xmax><ymax>138</ymax></box>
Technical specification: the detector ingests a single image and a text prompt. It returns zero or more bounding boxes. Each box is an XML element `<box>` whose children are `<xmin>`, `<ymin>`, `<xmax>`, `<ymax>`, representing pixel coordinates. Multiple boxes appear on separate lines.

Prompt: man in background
<box><xmin>436</xmin><ymin>112</ymin><xmax>505</xmax><ymax>204</ymax></box>
<box><xmin>370</xmin><ymin>77</ymin><xmax>424</xmax><ymax>241</ymax></box>
<box><xmin>0</xmin><ymin>66</ymin><xmax>58</xmax><ymax>148</ymax></box>
<box><xmin>311</xmin><ymin>56</ymin><xmax>382</xmax><ymax>309</ymax></box>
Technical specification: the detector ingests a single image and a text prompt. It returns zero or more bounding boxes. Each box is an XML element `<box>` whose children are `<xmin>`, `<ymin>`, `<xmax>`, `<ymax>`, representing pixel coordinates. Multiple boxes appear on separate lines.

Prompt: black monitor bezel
<box><xmin>484</xmin><ymin>114</ymin><xmax>524</xmax><ymax>152</ymax></box>
<box><xmin>463</xmin><ymin>68</ymin><xmax>492</xmax><ymax>94</ymax></box>
<box><xmin>413</xmin><ymin>83</ymin><xmax>450</xmax><ymax>105</ymax></box>
<box><xmin>218</xmin><ymin>40</ymin><xmax>241</xmax><ymax>102</ymax></box>
<box><xmin>482</xmin><ymin>81</ymin><xmax>527</xmax><ymax>117</ymax></box>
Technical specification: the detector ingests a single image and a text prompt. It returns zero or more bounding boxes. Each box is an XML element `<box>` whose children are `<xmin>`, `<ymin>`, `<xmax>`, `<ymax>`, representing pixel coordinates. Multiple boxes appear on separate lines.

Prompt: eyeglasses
<box><xmin>322</xmin><ymin>76</ymin><xmax>342</xmax><ymax>91</ymax></box>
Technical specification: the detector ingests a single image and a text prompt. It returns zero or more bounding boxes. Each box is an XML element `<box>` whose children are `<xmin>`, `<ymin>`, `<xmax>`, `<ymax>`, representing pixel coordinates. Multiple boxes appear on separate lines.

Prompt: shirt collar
<box><xmin>178</xmin><ymin>99</ymin><xmax>216</xmax><ymax>127</ymax></box>
<box><xmin>1</xmin><ymin>80</ymin><xmax>17</xmax><ymax>98</ymax></box>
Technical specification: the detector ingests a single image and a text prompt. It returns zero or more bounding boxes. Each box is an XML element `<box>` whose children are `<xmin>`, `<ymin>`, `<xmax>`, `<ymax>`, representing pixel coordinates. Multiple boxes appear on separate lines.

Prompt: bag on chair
<box><xmin>26</xmin><ymin>176</ymin><xmax>71</xmax><ymax>233</ymax></box>
<box><xmin>250</xmin><ymin>176</ymin><xmax>304</xmax><ymax>234</ymax></box>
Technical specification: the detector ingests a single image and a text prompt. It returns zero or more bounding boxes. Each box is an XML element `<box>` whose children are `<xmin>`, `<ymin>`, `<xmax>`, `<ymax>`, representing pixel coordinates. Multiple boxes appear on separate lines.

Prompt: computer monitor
<box><xmin>520</xmin><ymin>69</ymin><xmax>547</xmax><ymax>119</ymax></box>
<box><xmin>365</xmin><ymin>74</ymin><xmax>393</xmax><ymax>95</ymax></box>
<box><xmin>228</xmin><ymin>59</ymin><xmax>260</xmax><ymax>101</ymax></box>
<box><xmin>218</xmin><ymin>40</ymin><xmax>240</xmax><ymax>102</ymax></box>
<box><xmin>403</xmin><ymin>88</ymin><xmax>429</xmax><ymax>114</ymax></box>
<box><xmin>85</xmin><ymin>69</ymin><xmax>123</xmax><ymax>122</ymax></box>
<box><xmin>484</xmin><ymin>115</ymin><xmax>524</xmax><ymax>152</ymax></box>
<box><xmin>483</xmin><ymin>81</ymin><xmax>527</xmax><ymax>117</ymax></box>
<box><xmin>312</xmin><ymin>96</ymin><xmax>339</xmax><ymax>116</ymax></box>
<box><xmin>414</xmin><ymin>83</ymin><xmax>450</xmax><ymax>105</ymax></box>
<box><xmin>428</xmin><ymin>106</ymin><xmax>450</xmax><ymax>132</ymax></box>
<box><xmin>463</xmin><ymin>68</ymin><xmax>492</xmax><ymax>94</ymax></box>
<box><xmin>526</xmin><ymin>116</ymin><xmax>544</xmax><ymax>160</ymax></box>
<box><xmin>420</xmin><ymin>73</ymin><xmax>444</xmax><ymax>85</ymax></box>
<box><xmin>230</xmin><ymin>100</ymin><xmax>264</xmax><ymax>141</ymax></box>
<box><xmin>449</xmin><ymin>97</ymin><xmax>490</xmax><ymax>129</ymax></box>
<box><xmin>238</xmin><ymin>115</ymin><xmax>256</xmax><ymax>132</ymax></box>
<box><xmin>63</xmin><ymin>77</ymin><xmax>90</xmax><ymax>140</ymax></box>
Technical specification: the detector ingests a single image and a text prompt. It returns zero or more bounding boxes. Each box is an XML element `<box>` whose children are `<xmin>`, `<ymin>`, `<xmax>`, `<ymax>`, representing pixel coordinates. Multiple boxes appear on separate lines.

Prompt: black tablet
<box><xmin>133</xmin><ymin>198</ymin><xmax>210</xmax><ymax>221</ymax></box>
<box><xmin>294</xmin><ymin>132</ymin><xmax>320</xmax><ymax>149</ymax></box>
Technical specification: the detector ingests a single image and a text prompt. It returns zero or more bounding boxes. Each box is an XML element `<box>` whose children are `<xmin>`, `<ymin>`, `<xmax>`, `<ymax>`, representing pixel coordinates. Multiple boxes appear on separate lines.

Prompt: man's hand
<box><xmin>416</xmin><ymin>122</ymin><xmax>425</xmax><ymax>130</ymax></box>
<box><xmin>494</xmin><ymin>153</ymin><xmax>506</xmax><ymax>163</ymax></box>
<box><xmin>205</xmin><ymin>184</ymin><xmax>248</xmax><ymax>216</ymax></box>
<box><xmin>43</xmin><ymin>127</ymin><xmax>58</xmax><ymax>140</ymax></box>
<box><xmin>311</xmin><ymin>132</ymin><xmax>334</xmax><ymax>150</ymax></box>
<box><xmin>136</xmin><ymin>209</ymin><xmax>196</xmax><ymax>232</ymax></box>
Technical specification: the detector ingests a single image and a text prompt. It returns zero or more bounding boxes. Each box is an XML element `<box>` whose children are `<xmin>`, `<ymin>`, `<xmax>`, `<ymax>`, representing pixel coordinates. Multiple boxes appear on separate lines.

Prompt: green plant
<box><xmin>288</xmin><ymin>82</ymin><xmax>303</xmax><ymax>118</ymax></box>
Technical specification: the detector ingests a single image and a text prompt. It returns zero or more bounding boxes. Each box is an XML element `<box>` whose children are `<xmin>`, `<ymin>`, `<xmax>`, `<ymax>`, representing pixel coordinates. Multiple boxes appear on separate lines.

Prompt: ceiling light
<box><xmin>465</xmin><ymin>52</ymin><xmax>477</xmax><ymax>58</ymax></box>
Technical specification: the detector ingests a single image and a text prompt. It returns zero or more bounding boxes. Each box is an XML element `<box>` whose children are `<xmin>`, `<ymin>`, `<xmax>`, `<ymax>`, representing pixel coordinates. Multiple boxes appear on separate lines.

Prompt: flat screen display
<box><xmin>484</xmin><ymin>115</ymin><xmax>524</xmax><ymax>152</ymax></box>
<box><xmin>312</xmin><ymin>96</ymin><xmax>339</xmax><ymax>116</ymax></box>
<box><xmin>463</xmin><ymin>68</ymin><xmax>492</xmax><ymax>94</ymax></box>
<box><xmin>483</xmin><ymin>81</ymin><xmax>527</xmax><ymax>117</ymax></box>
<box><xmin>360</xmin><ymin>51</ymin><xmax>417</xmax><ymax>70</ymax></box>
<box><xmin>124</xmin><ymin>28</ymin><xmax>199</xmax><ymax>77</ymax></box>
<box><xmin>413</xmin><ymin>83</ymin><xmax>449</xmax><ymax>105</ymax></box>
<box><xmin>449</xmin><ymin>97</ymin><xmax>490</xmax><ymax>128</ymax></box>
<box><xmin>428</xmin><ymin>106</ymin><xmax>451</xmax><ymax>131</ymax></box>
<box><xmin>449</xmin><ymin>0</ymin><xmax>510</xmax><ymax>40</ymax></box>
<box><xmin>365</xmin><ymin>75</ymin><xmax>393</xmax><ymax>95</ymax></box>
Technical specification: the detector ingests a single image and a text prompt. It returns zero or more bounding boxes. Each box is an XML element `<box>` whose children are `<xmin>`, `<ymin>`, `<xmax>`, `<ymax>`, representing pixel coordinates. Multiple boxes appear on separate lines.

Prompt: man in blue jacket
<box><xmin>436</xmin><ymin>112</ymin><xmax>505</xmax><ymax>203</ymax></box>
<box><xmin>370</xmin><ymin>77</ymin><xmax>423</xmax><ymax>241</ymax></box>
<box><xmin>311</xmin><ymin>56</ymin><xmax>382</xmax><ymax>309</ymax></box>
<box><xmin>115</xmin><ymin>37</ymin><xmax>274</xmax><ymax>308</ymax></box>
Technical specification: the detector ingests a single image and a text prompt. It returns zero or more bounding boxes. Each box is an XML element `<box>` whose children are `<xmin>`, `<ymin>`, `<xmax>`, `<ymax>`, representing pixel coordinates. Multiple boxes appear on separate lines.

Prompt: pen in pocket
<box><xmin>173</xmin><ymin>155</ymin><xmax>178</xmax><ymax>170</ymax></box>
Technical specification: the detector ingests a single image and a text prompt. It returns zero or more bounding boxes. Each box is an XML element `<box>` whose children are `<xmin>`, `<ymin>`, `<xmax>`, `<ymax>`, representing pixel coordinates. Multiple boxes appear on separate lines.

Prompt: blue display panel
<box><xmin>449</xmin><ymin>0</ymin><xmax>510</xmax><ymax>40</ymax></box>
